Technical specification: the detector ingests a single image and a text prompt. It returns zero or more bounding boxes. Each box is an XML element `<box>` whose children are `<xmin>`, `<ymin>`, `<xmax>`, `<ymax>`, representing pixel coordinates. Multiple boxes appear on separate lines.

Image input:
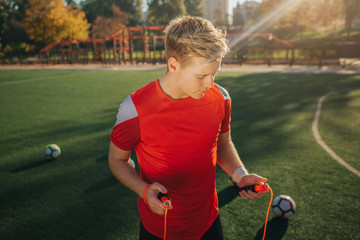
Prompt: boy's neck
<box><xmin>159</xmin><ymin>73</ymin><xmax>185</xmax><ymax>99</ymax></box>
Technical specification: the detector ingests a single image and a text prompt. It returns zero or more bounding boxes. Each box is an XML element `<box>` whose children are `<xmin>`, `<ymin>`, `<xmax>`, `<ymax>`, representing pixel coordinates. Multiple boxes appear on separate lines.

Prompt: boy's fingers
<box><xmin>151</xmin><ymin>182</ymin><xmax>167</xmax><ymax>193</ymax></box>
<box><xmin>146</xmin><ymin>182</ymin><xmax>173</xmax><ymax>215</ymax></box>
<box><xmin>256</xmin><ymin>177</ymin><xmax>267</xmax><ymax>184</ymax></box>
<box><xmin>239</xmin><ymin>174</ymin><xmax>267</xmax><ymax>188</ymax></box>
<box><xmin>239</xmin><ymin>188</ymin><xmax>265</xmax><ymax>200</ymax></box>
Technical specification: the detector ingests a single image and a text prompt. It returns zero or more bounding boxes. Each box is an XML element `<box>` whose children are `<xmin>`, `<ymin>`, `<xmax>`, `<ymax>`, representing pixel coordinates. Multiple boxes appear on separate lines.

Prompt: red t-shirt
<box><xmin>111</xmin><ymin>79</ymin><xmax>231</xmax><ymax>239</ymax></box>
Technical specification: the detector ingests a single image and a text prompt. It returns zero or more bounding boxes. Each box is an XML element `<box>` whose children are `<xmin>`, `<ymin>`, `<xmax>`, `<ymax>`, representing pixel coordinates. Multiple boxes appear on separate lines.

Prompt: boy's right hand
<box><xmin>144</xmin><ymin>182</ymin><xmax>173</xmax><ymax>215</ymax></box>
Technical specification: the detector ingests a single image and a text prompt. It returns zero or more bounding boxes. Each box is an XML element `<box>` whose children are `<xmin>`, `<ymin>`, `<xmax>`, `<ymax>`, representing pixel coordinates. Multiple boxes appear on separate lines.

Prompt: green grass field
<box><xmin>0</xmin><ymin>69</ymin><xmax>359</xmax><ymax>240</ymax></box>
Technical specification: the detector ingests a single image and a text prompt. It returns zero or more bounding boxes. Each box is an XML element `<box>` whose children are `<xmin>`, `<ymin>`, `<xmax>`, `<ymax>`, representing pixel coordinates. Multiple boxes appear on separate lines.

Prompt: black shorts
<box><xmin>139</xmin><ymin>215</ymin><xmax>224</xmax><ymax>240</ymax></box>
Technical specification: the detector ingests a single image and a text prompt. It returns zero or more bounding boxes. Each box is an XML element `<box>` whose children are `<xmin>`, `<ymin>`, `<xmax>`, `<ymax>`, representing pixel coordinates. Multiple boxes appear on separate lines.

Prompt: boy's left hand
<box><xmin>238</xmin><ymin>174</ymin><xmax>268</xmax><ymax>200</ymax></box>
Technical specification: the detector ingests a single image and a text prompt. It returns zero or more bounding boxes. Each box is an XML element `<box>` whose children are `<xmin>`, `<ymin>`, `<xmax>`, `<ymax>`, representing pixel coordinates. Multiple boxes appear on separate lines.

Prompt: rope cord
<box><xmin>161</xmin><ymin>184</ymin><xmax>273</xmax><ymax>240</ymax></box>
<box><xmin>262</xmin><ymin>184</ymin><xmax>273</xmax><ymax>240</ymax></box>
<box><xmin>163</xmin><ymin>206</ymin><xmax>169</xmax><ymax>240</ymax></box>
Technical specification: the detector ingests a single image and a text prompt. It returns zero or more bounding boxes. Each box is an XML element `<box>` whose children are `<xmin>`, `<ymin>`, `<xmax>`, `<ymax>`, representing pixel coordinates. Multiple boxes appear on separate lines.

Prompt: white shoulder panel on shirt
<box><xmin>114</xmin><ymin>95</ymin><xmax>138</xmax><ymax>126</ymax></box>
<box><xmin>215</xmin><ymin>84</ymin><xmax>231</xmax><ymax>100</ymax></box>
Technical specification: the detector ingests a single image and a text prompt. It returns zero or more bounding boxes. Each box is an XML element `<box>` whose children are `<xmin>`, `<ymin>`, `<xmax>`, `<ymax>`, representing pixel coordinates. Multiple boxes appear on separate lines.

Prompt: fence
<box><xmin>2</xmin><ymin>25</ymin><xmax>358</xmax><ymax>67</ymax></box>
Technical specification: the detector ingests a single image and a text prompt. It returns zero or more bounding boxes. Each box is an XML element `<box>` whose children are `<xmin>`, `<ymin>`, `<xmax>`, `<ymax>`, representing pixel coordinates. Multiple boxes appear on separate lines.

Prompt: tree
<box><xmin>184</xmin><ymin>0</ymin><xmax>203</xmax><ymax>16</ymax></box>
<box><xmin>91</xmin><ymin>5</ymin><xmax>129</xmax><ymax>39</ymax></box>
<box><xmin>213</xmin><ymin>6</ymin><xmax>226</xmax><ymax>27</ymax></box>
<box><xmin>65</xmin><ymin>0</ymin><xmax>76</xmax><ymax>5</ymax></box>
<box><xmin>65</xmin><ymin>4</ymin><xmax>91</xmax><ymax>40</ymax></box>
<box><xmin>0</xmin><ymin>0</ymin><xmax>29</xmax><ymax>20</ymax></box>
<box><xmin>258</xmin><ymin>0</ymin><xmax>357</xmax><ymax>38</ymax></box>
<box><xmin>2</xmin><ymin>18</ymin><xmax>28</xmax><ymax>44</ymax></box>
<box><xmin>134</xmin><ymin>0</ymin><xmax>144</xmax><ymax>25</ymax></box>
<box><xmin>313</xmin><ymin>0</ymin><xmax>342</xmax><ymax>27</ymax></box>
<box><xmin>81</xmin><ymin>0</ymin><xmax>139</xmax><ymax>26</ymax></box>
<box><xmin>22</xmin><ymin>0</ymin><xmax>90</xmax><ymax>44</ymax></box>
<box><xmin>147</xmin><ymin>0</ymin><xmax>186</xmax><ymax>25</ymax></box>
<box><xmin>0</xmin><ymin>43</ymin><xmax>4</xmax><ymax>60</ymax></box>
<box><xmin>232</xmin><ymin>1</ymin><xmax>260</xmax><ymax>28</ymax></box>
<box><xmin>257</xmin><ymin>0</ymin><xmax>314</xmax><ymax>38</ymax></box>
<box><xmin>342</xmin><ymin>0</ymin><xmax>360</xmax><ymax>37</ymax></box>
<box><xmin>232</xmin><ymin>4</ymin><xmax>246</xmax><ymax>27</ymax></box>
<box><xmin>0</xmin><ymin>0</ymin><xmax>29</xmax><ymax>45</ymax></box>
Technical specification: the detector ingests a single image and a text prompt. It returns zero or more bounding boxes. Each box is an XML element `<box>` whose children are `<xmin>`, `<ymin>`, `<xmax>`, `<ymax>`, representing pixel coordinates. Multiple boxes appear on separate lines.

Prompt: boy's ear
<box><xmin>167</xmin><ymin>57</ymin><xmax>179</xmax><ymax>73</ymax></box>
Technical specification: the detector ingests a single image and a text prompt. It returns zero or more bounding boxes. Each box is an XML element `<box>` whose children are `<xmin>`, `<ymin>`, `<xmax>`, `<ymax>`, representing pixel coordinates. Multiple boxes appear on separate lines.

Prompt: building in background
<box><xmin>204</xmin><ymin>0</ymin><xmax>229</xmax><ymax>25</ymax></box>
<box><xmin>232</xmin><ymin>1</ymin><xmax>260</xmax><ymax>27</ymax></box>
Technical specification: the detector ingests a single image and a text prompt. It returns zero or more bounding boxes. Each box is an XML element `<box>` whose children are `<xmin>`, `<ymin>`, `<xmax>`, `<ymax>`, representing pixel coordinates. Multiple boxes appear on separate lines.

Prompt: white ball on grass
<box><xmin>44</xmin><ymin>144</ymin><xmax>61</xmax><ymax>160</ymax></box>
<box><xmin>272</xmin><ymin>195</ymin><xmax>296</xmax><ymax>219</ymax></box>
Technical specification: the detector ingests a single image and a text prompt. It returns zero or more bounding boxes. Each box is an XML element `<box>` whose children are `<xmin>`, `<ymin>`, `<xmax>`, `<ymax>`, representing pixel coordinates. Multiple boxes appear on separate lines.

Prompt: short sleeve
<box><xmin>110</xmin><ymin>96</ymin><xmax>140</xmax><ymax>151</ymax></box>
<box><xmin>221</xmin><ymin>99</ymin><xmax>231</xmax><ymax>133</ymax></box>
<box><xmin>215</xmin><ymin>84</ymin><xmax>231</xmax><ymax>133</ymax></box>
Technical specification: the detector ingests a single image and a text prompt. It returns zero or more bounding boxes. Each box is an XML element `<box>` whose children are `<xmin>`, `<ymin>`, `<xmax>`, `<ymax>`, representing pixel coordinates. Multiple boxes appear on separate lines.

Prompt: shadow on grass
<box><xmin>95</xmin><ymin>154</ymin><xmax>108</xmax><ymax>162</ymax></box>
<box><xmin>253</xmin><ymin>217</ymin><xmax>288</xmax><ymax>240</ymax></box>
<box><xmin>84</xmin><ymin>176</ymin><xmax>118</xmax><ymax>194</ymax></box>
<box><xmin>3</xmin><ymin>164</ymin><xmax>140</xmax><ymax>240</ymax></box>
<box><xmin>10</xmin><ymin>158</ymin><xmax>54</xmax><ymax>173</ymax></box>
<box><xmin>218</xmin><ymin>185</ymin><xmax>239</xmax><ymax>208</ymax></box>
<box><xmin>217</xmin><ymin>73</ymin><xmax>360</xmax><ymax>166</ymax></box>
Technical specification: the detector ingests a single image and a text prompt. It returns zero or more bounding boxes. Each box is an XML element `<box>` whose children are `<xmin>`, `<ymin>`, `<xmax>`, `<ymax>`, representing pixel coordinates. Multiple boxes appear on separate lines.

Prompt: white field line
<box><xmin>312</xmin><ymin>89</ymin><xmax>360</xmax><ymax>177</ymax></box>
<box><xmin>0</xmin><ymin>73</ymin><xmax>76</xmax><ymax>86</ymax></box>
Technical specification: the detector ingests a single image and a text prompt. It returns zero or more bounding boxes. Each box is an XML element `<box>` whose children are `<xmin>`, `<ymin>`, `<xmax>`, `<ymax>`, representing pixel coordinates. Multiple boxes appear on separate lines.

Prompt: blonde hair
<box><xmin>164</xmin><ymin>16</ymin><xmax>229</xmax><ymax>65</ymax></box>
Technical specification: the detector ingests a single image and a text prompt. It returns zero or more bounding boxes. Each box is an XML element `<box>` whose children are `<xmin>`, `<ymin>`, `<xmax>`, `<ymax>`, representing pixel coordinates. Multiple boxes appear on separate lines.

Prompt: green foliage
<box><xmin>147</xmin><ymin>0</ymin><xmax>187</xmax><ymax>25</ymax></box>
<box><xmin>91</xmin><ymin>5</ymin><xmax>129</xmax><ymax>39</ymax></box>
<box><xmin>4</xmin><ymin>44</ymin><xmax>13</xmax><ymax>54</ymax></box>
<box><xmin>342</xmin><ymin>0</ymin><xmax>360</xmax><ymax>37</ymax></box>
<box><xmin>256</xmin><ymin>0</ymin><xmax>357</xmax><ymax>39</ymax></box>
<box><xmin>1</xmin><ymin>18</ymin><xmax>28</xmax><ymax>44</ymax></box>
<box><xmin>232</xmin><ymin>4</ymin><xmax>246</xmax><ymax>28</ymax></box>
<box><xmin>184</xmin><ymin>0</ymin><xmax>203</xmax><ymax>17</ymax></box>
<box><xmin>65</xmin><ymin>0</ymin><xmax>76</xmax><ymax>5</ymax></box>
<box><xmin>232</xmin><ymin>1</ymin><xmax>260</xmax><ymax>28</ymax></box>
<box><xmin>134</xmin><ymin>0</ymin><xmax>144</xmax><ymax>25</ymax></box>
<box><xmin>213</xmin><ymin>6</ymin><xmax>227</xmax><ymax>27</ymax></box>
<box><xmin>0</xmin><ymin>42</ymin><xmax>33</xmax><ymax>63</ymax></box>
<box><xmin>22</xmin><ymin>0</ymin><xmax>90</xmax><ymax>44</ymax></box>
<box><xmin>81</xmin><ymin>0</ymin><xmax>141</xmax><ymax>26</ymax></box>
<box><xmin>0</xmin><ymin>0</ymin><xmax>29</xmax><ymax>45</ymax></box>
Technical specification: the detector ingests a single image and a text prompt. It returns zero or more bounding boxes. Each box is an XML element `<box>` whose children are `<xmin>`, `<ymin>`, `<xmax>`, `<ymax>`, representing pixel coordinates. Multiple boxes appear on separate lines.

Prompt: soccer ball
<box><xmin>272</xmin><ymin>195</ymin><xmax>296</xmax><ymax>219</ymax></box>
<box><xmin>44</xmin><ymin>144</ymin><xmax>61</xmax><ymax>160</ymax></box>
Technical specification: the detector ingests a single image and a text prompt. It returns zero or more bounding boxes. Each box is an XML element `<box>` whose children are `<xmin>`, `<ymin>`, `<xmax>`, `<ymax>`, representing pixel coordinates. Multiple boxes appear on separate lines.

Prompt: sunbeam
<box><xmin>229</xmin><ymin>0</ymin><xmax>305</xmax><ymax>49</ymax></box>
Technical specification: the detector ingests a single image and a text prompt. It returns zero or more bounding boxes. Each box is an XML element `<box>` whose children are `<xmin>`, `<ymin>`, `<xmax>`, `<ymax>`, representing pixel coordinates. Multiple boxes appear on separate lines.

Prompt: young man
<box><xmin>109</xmin><ymin>16</ymin><xmax>268</xmax><ymax>240</ymax></box>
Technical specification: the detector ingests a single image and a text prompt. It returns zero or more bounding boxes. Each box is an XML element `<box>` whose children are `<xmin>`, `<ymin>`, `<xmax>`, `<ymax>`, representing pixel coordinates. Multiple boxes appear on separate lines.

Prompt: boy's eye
<box><xmin>196</xmin><ymin>73</ymin><xmax>217</xmax><ymax>80</ymax></box>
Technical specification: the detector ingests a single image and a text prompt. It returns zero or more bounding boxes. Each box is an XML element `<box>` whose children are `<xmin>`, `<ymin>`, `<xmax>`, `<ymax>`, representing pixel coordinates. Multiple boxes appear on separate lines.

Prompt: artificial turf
<box><xmin>0</xmin><ymin>69</ymin><xmax>359</xmax><ymax>240</ymax></box>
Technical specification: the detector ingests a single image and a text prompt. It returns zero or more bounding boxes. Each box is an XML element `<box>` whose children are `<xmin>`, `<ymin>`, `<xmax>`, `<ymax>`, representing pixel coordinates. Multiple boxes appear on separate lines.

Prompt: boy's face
<box><xmin>175</xmin><ymin>57</ymin><xmax>221</xmax><ymax>99</ymax></box>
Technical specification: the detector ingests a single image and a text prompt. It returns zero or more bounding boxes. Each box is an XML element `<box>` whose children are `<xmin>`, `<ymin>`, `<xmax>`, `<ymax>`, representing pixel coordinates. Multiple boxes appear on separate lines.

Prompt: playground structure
<box><xmin>226</xmin><ymin>32</ymin><xmax>295</xmax><ymax>65</ymax></box>
<box><xmin>38</xmin><ymin>25</ymin><xmax>167</xmax><ymax>65</ymax></box>
<box><xmin>37</xmin><ymin>25</ymin><xmax>345</xmax><ymax>67</ymax></box>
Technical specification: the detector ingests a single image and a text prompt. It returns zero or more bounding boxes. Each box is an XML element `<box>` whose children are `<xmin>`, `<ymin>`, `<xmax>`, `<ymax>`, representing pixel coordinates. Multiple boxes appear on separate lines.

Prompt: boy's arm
<box><xmin>108</xmin><ymin>141</ymin><xmax>147</xmax><ymax>197</ymax></box>
<box><xmin>216</xmin><ymin>130</ymin><xmax>268</xmax><ymax>200</ymax></box>
<box><xmin>108</xmin><ymin>142</ymin><xmax>170</xmax><ymax>214</ymax></box>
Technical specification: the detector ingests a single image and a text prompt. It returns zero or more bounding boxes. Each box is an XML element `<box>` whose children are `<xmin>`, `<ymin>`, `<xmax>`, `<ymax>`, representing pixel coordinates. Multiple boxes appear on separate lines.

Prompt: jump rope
<box><xmin>156</xmin><ymin>183</ymin><xmax>273</xmax><ymax>240</ymax></box>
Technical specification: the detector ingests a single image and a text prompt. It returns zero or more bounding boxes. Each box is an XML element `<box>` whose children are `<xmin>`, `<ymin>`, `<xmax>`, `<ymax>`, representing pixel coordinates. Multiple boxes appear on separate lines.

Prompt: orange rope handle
<box><xmin>262</xmin><ymin>184</ymin><xmax>273</xmax><ymax>240</ymax></box>
<box><xmin>163</xmin><ymin>206</ymin><xmax>169</xmax><ymax>240</ymax></box>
